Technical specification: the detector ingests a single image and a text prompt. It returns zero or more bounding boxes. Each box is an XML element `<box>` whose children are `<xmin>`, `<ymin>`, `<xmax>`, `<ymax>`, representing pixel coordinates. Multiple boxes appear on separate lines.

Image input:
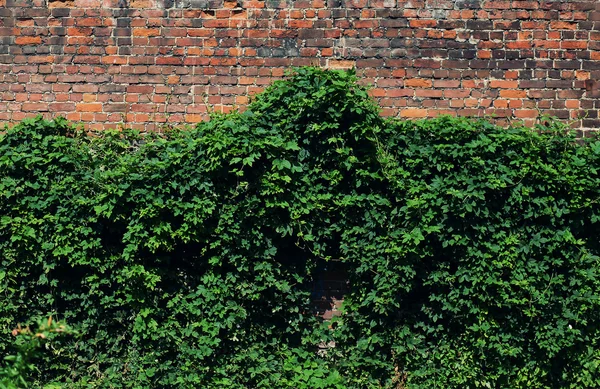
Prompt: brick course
<box><xmin>0</xmin><ymin>0</ymin><xmax>599</xmax><ymax>132</ymax></box>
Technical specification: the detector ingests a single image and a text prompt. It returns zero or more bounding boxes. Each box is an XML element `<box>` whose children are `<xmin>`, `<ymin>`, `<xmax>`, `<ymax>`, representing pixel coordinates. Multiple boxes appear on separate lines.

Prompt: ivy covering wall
<box><xmin>2</xmin><ymin>68</ymin><xmax>600</xmax><ymax>388</ymax></box>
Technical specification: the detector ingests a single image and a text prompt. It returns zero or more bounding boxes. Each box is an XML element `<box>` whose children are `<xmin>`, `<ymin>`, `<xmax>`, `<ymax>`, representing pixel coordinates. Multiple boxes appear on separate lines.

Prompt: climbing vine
<box><xmin>1</xmin><ymin>67</ymin><xmax>600</xmax><ymax>388</ymax></box>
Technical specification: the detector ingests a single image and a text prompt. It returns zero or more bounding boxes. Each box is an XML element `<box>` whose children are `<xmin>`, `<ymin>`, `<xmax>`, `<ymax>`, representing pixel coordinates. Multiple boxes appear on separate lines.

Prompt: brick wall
<box><xmin>0</xmin><ymin>0</ymin><xmax>599</xmax><ymax>132</ymax></box>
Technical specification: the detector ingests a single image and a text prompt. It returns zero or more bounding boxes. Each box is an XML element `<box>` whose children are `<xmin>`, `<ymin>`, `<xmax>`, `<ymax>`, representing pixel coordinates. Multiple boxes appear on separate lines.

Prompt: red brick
<box><xmin>500</xmin><ymin>90</ymin><xmax>527</xmax><ymax>98</ymax></box>
<box><xmin>49</xmin><ymin>103</ymin><xmax>76</xmax><ymax>111</ymax></box>
<box><xmin>127</xmin><ymin>85</ymin><xmax>154</xmax><ymax>94</ymax></box>
<box><xmin>400</xmin><ymin>108</ymin><xmax>428</xmax><ymax>118</ymax></box>
<box><xmin>22</xmin><ymin>103</ymin><xmax>48</xmax><ymax>111</ymax></box>
<box><xmin>15</xmin><ymin>36</ymin><xmax>42</xmax><ymax>45</ymax></box>
<box><xmin>384</xmin><ymin>89</ymin><xmax>411</xmax><ymax>97</ymax></box>
<box><xmin>506</xmin><ymin>41</ymin><xmax>532</xmax><ymax>49</ymax></box>
<box><xmin>490</xmin><ymin>80</ymin><xmax>519</xmax><ymax>88</ymax></box>
<box><xmin>409</xmin><ymin>20</ymin><xmax>437</xmax><ymax>28</ymax></box>
<box><xmin>405</xmin><ymin>79</ymin><xmax>433</xmax><ymax>88</ymax></box>
<box><xmin>514</xmin><ymin>109</ymin><xmax>537</xmax><ymax>118</ymax></box>
<box><xmin>76</xmin><ymin>103</ymin><xmax>102</xmax><ymax>112</ymax></box>
<box><xmin>67</xmin><ymin>27</ymin><xmax>92</xmax><ymax>36</ymax></box>
<box><xmin>156</xmin><ymin>57</ymin><xmax>183</xmax><ymax>65</ymax></box>
<box><xmin>561</xmin><ymin>41</ymin><xmax>587</xmax><ymax>50</ymax></box>
<box><xmin>550</xmin><ymin>21</ymin><xmax>577</xmax><ymax>30</ymax></box>
<box><xmin>327</xmin><ymin>59</ymin><xmax>355</xmax><ymax>69</ymax></box>
<box><xmin>129</xmin><ymin>0</ymin><xmax>151</xmax><ymax>7</ymax></box>
<box><xmin>133</xmin><ymin>28</ymin><xmax>161</xmax><ymax>37</ymax></box>
<box><xmin>77</xmin><ymin>17</ymin><xmax>102</xmax><ymax>27</ymax></box>
<box><xmin>415</xmin><ymin>90</ymin><xmax>443</xmax><ymax>98</ymax></box>
<box><xmin>48</xmin><ymin>0</ymin><xmax>74</xmax><ymax>7</ymax></box>
<box><xmin>102</xmin><ymin>56</ymin><xmax>127</xmax><ymax>65</ymax></box>
<box><xmin>444</xmin><ymin>90</ymin><xmax>471</xmax><ymax>98</ymax></box>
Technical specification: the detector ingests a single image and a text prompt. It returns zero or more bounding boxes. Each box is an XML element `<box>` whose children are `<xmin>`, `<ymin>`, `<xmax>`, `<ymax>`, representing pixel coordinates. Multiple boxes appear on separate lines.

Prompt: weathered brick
<box><xmin>103</xmin><ymin>103</ymin><xmax>129</xmax><ymax>112</ymax></box>
<box><xmin>466</xmin><ymin>20</ymin><xmax>493</xmax><ymax>30</ymax></box>
<box><xmin>550</xmin><ymin>21</ymin><xmax>578</xmax><ymax>30</ymax></box>
<box><xmin>405</xmin><ymin>78</ymin><xmax>433</xmax><ymax>88</ymax></box>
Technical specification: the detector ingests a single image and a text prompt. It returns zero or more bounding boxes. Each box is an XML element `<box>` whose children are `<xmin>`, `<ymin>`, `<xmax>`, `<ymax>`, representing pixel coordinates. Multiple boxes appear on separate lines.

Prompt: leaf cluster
<box><xmin>0</xmin><ymin>316</ymin><xmax>73</xmax><ymax>389</ymax></box>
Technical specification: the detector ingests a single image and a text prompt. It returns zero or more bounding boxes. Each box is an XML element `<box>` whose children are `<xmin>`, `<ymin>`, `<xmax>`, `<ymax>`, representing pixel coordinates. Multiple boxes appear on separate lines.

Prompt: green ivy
<box><xmin>1</xmin><ymin>67</ymin><xmax>600</xmax><ymax>388</ymax></box>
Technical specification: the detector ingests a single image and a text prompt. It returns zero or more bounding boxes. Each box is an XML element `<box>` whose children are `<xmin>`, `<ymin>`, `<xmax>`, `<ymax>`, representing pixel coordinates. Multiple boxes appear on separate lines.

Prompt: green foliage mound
<box><xmin>1</xmin><ymin>67</ymin><xmax>600</xmax><ymax>388</ymax></box>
